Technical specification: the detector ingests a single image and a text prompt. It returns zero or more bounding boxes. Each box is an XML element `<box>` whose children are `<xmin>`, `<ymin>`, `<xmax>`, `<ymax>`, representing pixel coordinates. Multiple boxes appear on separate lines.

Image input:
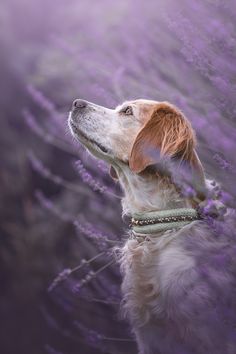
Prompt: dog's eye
<box><xmin>121</xmin><ymin>106</ymin><xmax>133</xmax><ymax>115</ymax></box>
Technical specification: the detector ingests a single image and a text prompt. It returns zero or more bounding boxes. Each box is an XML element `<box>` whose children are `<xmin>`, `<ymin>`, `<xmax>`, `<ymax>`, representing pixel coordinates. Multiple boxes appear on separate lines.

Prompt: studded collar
<box><xmin>130</xmin><ymin>208</ymin><xmax>201</xmax><ymax>235</ymax></box>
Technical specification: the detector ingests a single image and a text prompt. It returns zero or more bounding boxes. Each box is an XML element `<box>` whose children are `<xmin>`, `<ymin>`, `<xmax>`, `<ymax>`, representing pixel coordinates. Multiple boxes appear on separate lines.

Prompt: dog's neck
<box><xmin>118</xmin><ymin>167</ymin><xmax>193</xmax><ymax>217</ymax></box>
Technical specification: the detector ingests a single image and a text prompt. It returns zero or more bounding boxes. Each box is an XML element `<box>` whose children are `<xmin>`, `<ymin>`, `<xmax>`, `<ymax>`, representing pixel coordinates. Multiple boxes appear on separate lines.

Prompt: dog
<box><xmin>68</xmin><ymin>99</ymin><xmax>236</xmax><ymax>354</ymax></box>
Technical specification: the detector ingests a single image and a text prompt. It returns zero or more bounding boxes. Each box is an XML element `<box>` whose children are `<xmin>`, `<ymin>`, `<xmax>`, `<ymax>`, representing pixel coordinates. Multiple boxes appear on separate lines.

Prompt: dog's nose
<box><xmin>72</xmin><ymin>99</ymin><xmax>87</xmax><ymax>109</ymax></box>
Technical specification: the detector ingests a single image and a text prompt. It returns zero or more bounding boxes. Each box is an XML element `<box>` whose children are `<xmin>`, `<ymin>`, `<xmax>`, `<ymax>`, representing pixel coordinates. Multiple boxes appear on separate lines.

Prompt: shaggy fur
<box><xmin>68</xmin><ymin>98</ymin><xmax>236</xmax><ymax>354</ymax></box>
<box><xmin>119</xmin><ymin>211</ymin><xmax>236</xmax><ymax>354</ymax></box>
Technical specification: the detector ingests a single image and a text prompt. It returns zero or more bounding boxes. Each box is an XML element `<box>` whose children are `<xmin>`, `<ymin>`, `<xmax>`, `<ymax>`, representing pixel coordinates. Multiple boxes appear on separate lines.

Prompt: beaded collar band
<box><xmin>131</xmin><ymin>208</ymin><xmax>201</xmax><ymax>235</ymax></box>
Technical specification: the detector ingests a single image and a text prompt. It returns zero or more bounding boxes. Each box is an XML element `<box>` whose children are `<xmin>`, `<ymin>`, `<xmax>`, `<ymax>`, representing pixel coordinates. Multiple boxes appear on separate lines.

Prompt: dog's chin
<box><xmin>68</xmin><ymin>119</ymin><xmax>114</xmax><ymax>161</ymax></box>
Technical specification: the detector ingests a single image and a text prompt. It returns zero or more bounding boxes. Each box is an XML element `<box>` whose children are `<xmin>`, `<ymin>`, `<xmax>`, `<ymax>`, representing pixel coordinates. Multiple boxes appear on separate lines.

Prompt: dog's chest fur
<box><xmin>119</xmin><ymin>215</ymin><xmax>236</xmax><ymax>354</ymax></box>
<box><xmin>119</xmin><ymin>228</ymin><xmax>195</xmax><ymax>326</ymax></box>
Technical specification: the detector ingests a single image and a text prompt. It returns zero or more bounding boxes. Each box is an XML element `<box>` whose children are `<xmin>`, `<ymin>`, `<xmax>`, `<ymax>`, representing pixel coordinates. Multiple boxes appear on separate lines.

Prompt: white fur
<box><xmin>118</xmin><ymin>165</ymin><xmax>193</xmax><ymax>215</ymax></box>
<box><xmin>119</xmin><ymin>227</ymin><xmax>196</xmax><ymax>323</ymax></box>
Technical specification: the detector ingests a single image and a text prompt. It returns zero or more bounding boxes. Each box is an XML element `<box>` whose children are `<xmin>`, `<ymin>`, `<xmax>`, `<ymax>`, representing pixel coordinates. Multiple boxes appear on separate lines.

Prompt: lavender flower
<box><xmin>48</xmin><ymin>268</ymin><xmax>72</xmax><ymax>292</ymax></box>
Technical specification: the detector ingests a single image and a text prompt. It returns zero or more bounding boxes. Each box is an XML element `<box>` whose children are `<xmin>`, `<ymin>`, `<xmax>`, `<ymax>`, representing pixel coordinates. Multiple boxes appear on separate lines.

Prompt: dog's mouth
<box><xmin>70</xmin><ymin>121</ymin><xmax>109</xmax><ymax>154</ymax></box>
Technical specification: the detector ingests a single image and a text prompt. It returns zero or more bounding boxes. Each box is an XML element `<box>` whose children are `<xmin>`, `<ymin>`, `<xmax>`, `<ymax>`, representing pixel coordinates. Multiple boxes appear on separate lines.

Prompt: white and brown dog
<box><xmin>68</xmin><ymin>99</ymin><xmax>235</xmax><ymax>354</ymax></box>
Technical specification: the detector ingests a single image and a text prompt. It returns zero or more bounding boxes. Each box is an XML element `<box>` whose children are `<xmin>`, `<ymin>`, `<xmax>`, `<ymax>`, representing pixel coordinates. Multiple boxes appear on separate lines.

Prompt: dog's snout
<box><xmin>72</xmin><ymin>99</ymin><xmax>87</xmax><ymax>109</ymax></box>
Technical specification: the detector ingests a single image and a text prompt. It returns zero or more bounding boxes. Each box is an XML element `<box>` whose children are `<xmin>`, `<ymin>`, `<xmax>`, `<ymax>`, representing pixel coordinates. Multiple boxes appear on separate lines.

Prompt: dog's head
<box><xmin>68</xmin><ymin>99</ymin><xmax>206</xmax><ymax>196</ymax></box>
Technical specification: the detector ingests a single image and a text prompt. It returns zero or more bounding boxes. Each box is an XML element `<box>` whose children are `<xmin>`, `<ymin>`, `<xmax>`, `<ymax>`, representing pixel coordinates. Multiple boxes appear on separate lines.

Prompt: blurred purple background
<box><xmin>1</xmin><ymin>0</ymin><xmax>236</xmax><ymax>353</ymax></box>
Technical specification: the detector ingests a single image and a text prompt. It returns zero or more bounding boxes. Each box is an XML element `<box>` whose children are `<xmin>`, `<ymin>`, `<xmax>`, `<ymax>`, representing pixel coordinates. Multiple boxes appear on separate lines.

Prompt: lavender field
<box><xmin>1</xmin><ymin>0</ymin><xmax>236</xmax><ymax>353</ymax></box>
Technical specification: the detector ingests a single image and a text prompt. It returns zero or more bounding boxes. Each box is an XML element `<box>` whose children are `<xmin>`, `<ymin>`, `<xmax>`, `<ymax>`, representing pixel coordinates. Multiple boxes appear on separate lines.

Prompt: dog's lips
<box><xmin>69</xmin><ymin>120</ymin><xmax>109</xmax><ymax>154</ymax></box>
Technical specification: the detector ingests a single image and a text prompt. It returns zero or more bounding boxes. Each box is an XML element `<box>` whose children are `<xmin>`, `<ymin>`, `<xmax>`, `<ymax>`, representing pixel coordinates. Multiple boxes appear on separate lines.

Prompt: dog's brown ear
<box><xmin>129</xmin><ymin>102</ymin><xmax>196</xmax><ymax>173</ymax></box>
<box><xmin>129</xmin><ymin>102</ymin><xmax>206</xmax><ymax>194</ymax></box>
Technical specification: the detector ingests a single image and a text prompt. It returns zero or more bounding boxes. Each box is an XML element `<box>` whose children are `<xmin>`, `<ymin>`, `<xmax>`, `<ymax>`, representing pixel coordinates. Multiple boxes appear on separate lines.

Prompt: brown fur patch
<box><xmin>129</xmin><ymin>102</ymin><xmax>196</xmax><ymax>173</ymax></box>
